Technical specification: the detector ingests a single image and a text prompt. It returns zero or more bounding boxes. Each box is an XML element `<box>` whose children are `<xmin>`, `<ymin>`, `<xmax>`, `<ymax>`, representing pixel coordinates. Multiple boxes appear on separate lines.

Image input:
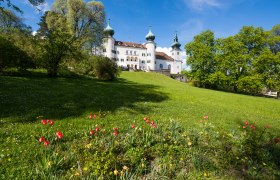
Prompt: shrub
<box><xmin>0</xmin><ymin>35</ymin><xmax>34</xmax><ymax>71</ymax></box>
<box><xmin>76</xmin><ymin>56</ymin><xmax>120</xmax><ymax>80</ymax></box>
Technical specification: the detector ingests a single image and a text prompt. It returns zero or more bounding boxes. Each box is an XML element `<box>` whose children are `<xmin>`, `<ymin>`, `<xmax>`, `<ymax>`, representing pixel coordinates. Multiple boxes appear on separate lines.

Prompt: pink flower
<box><xmin>89</xmin><ymin>114</ymin><xmax>93</xmax><ymax>119</ymax></box>
<box><xmin>49</xmin><ymin>120</ymin><xmax>54</xmax><ymax>126</ymax></box>
<box><xmin>244</xmin><ymin>122</ymin><xmax>249</xmax><ymax>125</ymax></box>
<box><xmin>56</xmin><ymin>131</ymin><xmax>63</xmax><ymax>139</ymax></box>
<box><xmin>44</xmin><ymin>141</ymin><xmax>50</xmax><ymax>146</ymax></box>
<box><xmin>95</xmin><ymin>127</ymin><xmax>100</xmax><ymax>132</ymax></box>
<box><xmin>143</xmin><ymin>117</ymin><xmax>148</xmax><ymax>121</ymax></box>
<box><xmin>38</xmin><ymin>137</ymin><xmax>45</xmax><ymax>143</ymax></box>
<box><xmin>90</xmin><ymin>130</ymin><xmax>95</xmax><ymax>135</ymax></box>
<box><xmin>93</xmin><ymin>114</ymin><xmax>97</xmax><ymax>119</ymax></box>
<box><xmin>242</xmin><ymin>126</ymin><xmax>246</xmax><ymax>129</ymax></box>
<box><xmin>113</xmin><ymin>127</ymin><xmax>118</xmax><ymax>131</ymax></box>
<box><xmin>204</xmin><ymin>116</ymin><xmax>209</xmax><ymax>119</ymax></box>
<box><xmin>41</xmin><ymin>120</ymin><xmax>47</xmax><ymax>125</ymax></box>
<box><xmin>131</xmin><ymin>124</ymin><xmax>135</xmax><ymax>129</ymax></box>
<box><xmin>113</xmin><ymin>131</ymin><xmax>118</xmax><ymax>137</ymax></box>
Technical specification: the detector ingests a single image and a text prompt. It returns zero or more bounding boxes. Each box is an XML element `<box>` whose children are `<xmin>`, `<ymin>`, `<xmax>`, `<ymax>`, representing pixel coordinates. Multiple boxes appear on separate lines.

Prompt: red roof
<box><xmin>156</xmin><ymin>52</ymin><xmax>174</xmax><ymax>61</ymax></box>
<box><xmin>115</xmin><ymin>41</ymin><xmax>146</xmax><ymax>49</ymax></box>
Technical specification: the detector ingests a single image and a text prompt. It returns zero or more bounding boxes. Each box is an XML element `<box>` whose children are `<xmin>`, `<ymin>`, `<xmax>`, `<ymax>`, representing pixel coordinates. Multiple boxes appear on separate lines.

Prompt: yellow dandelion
<box><xmin>85</xmin><ymin>143</ymin><xmax>92</xmax><ymax>149</ymax></box>
<box><xmin>262</xmin><ymin>162</ymin><xmax>266</xmax><ymax>166</ymax></box>
<box><xmin>204</xmin><ymin>172</ymin><xmax>208</xmax><ymax>177</ymax></box>
<box><xmin>113</xmin><ymin>169</ymin><xmax>118</xmax><ymax>176</ymax></box>
<box><xmin>236</xmin><ymin>156</ymin><xmax>239</xmax><ymax>160</ymax></box>
<box><xmin>120</xmin><ymin>170</ymin><xmax>124</xmax><ymax>176</ymax></box>
<box><xmin>180</xmin><ymin>157</ymin><xmax>184</xmax><ymax>161</ymax></box>
<box><xmin>169</xmin><ymin>164</ymin><xmax>173</xmax><ymax>167</ymax></box>
<box><xmin>75</xmin><ymin>172</ymin><xmax>80</xmax><ymax>176</ymax></box>
<box><xmin>188</xmin><ymin>142</ymin><xmax>192</xmax><ymax>146</ymax></box>
<box><xmin>123</xmin><ymin>165</ymin><xmax>129</xmax><ymax>171</ymax></box>
<box><xmin>83</xmin><ymin>167</ymin><xmax>88</xmax><ymax>171</ymax></box>
<box><xmin>141</xmin><ymin>163</ymin><xmax>145</xmax><ymax>168</ymax></box>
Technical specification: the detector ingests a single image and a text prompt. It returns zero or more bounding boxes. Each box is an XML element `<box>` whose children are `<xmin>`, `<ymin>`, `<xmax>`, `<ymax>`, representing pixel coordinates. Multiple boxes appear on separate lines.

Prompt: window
<box><xmin>172</xmin><ymin>53</ymin><xmax>174</xmax><ymax>55</ymax></box>
<box><xmin>130</xmin><ymin>50</ymin><xmax>132</xmax><ymax>55</ymax></box>
<box><xmin>177</xmin><ymin>52</ymin><xmax>179</xmax><ymax>55</ymax></box>
<box><xmin>103</xmin><ymin>49</ymin><xmax>106</xmax><ymax>52</ymax></box>
<box><xmin>160</xmin><ymin>64</ymin><xmax>163</xmax><ymax>69</ymax></box>
<box><xmin>121</xmin><ymin>59</ymin><xmax>124</xmax><ymax>62</ymax></box>
<box><xmin>126</xmin><ymin>50</ymin><xmax>128</xmax><ymax>55</ymax></box>
<box><xmin>131</xmin><ymin>57</ymin><xmax>133</xmax><ymax>61</ymax></box>
<box><xmin>135</xmin><ymin>57</ymin><xmax>137</xmax><ymax>61</ymax></box>
<box><xmin>134</xmin><ymin>51</ymin><xmax>136</xmax><ymax>55</ymax></box>
<box><xmin>147</xmin><ymin>60</ymin><xmax>151</xmax><ymax>63</ymax></box>
<box><xmin>112</xmin><ymin>50</ymin><xmax>116</xmax><ymax>54</ymax></box>
<box><xmin>168</xmin><ymin>65</ymin><xmax>171</xmax><ymax>69</ymax></box>
<box><xmin>142</xmin><ymin>60</ymin><xmax>145</xmax><ymax>64</ymax></box>
<box><xmin>117</xmin><ymin>51</ymin><xmax>119</xmax><ymax>54</ymax></box>
<box><xmin>155</xmin><ymin>61</ymin><xmax>157</xmax><ymax>64</ymax></box>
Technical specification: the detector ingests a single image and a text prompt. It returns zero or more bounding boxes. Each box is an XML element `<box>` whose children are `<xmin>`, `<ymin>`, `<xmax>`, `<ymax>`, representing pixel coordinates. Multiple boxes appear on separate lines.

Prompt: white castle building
<box><xmin>102</xmin><ymin>22</ymin><xmax>182</xmax><ymax>74</ymax></box>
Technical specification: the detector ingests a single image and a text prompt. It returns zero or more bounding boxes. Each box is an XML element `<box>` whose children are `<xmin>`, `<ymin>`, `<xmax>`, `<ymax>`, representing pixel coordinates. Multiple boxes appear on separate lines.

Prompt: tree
<box><xmin>185</xmin><ymin>30</ymin><xmax>216</xmax><ymax>87</ymax></box>
<box><xmin>267</xmin><ymin>25</ymin><xmax>280</xmax><ymax>55</ymax></box>
<box><xmin>52</xmin><ymin>0</ymin><xmax>105</xmax><ymax>53</ymax></box>
<box><xmin>0</xmin><ymin>0</ymin><xmax>45</xmax><ymax>13</ymax></box>
<box><xmin>253</xmin><ymin>48</ymin><xmax>280</xmax><ymax>90</ymax></box>
<box><xmin>0</xmin><ymin>9</ymin><xmax>31</xmax><ymax>31</ymax></box>
<box><xmin>41</xmin><ymin>11</ymin><xmax>79</xmax><ymax>77</ymax></box>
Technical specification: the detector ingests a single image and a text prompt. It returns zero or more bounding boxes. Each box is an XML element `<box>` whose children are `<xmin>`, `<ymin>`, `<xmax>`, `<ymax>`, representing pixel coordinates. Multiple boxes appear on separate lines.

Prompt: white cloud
<box><xmin>32</xmin><ymin>31</ymin><xmax>37</xmax><ymax>36</ymax></box>
<box><xmin>182</xmin><ymin>0</ymin><xmax>223</xmax><ymax>11</ymax></box>
<box><xmin>36</xmin><ymin>2</ymin><xmax>50</xmax><ymax>13</ymax></box>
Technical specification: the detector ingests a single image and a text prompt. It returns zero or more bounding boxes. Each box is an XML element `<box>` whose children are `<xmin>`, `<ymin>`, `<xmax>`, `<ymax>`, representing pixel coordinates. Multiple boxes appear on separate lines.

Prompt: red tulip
<box><xmin>113</xmin><ymin>127</ymin><xmax>118</xmax><ymax>131</ymax></box>
<box><xmin>39</xmin><ymin>137</ymin><xmax>45</xmax><ymax>142</ymax></box>
<box><xmin>244</xmin><ymin>122</ymin><xmax>249</xmax><ymax>125</ymax></box>
<box><xmin>56</xmin><ymin>131</ymin><xmax>63</xmax><ymax>139</ymax></box>
<box><xmin>89</xmin><ymin>114</ymin><xmax>93</xmax><ymax>119</ymax></box>
<box><xmin>41</xmin><ymin>120</ymin><xmax>47</xmax><ymax>125</ymax></box>
<box><xmin>204</xmin><ymin>116</ymin><xmax>209</xmax><ymax>119</ymax></box>
<box><xmin>44</xmin><ymin>140</ymin><xmax>50</xmax><ymax>146</ymax></box>
<box><xmin>146</xmin><ymin>120</ymin><xmax>150</xmax><ymax>124</ymax></box>
<box><xmin>47</xmin><ymin>120</ymin><xmax>51</xmax><ymax>123</ymax></box>
<box><xmin>151</xmin><ymin>121</ymin><xmax>155</xmax><ymax>125</ymax></box>
<box><xmin>113</xmin><ymin>131</ymin><xmax>118</xmax><ymax>137</ymax></box>
<box><xmin>93</xmin><ymin>114</ymin><xmax>97</xmax><ymax>119</ymax></box>
<box><xmin>95</xmin><ymin>127</ymin><xmax>100</xmax><ymax>132</ymax></box>
<box><xmin>90</xmin><ymin>130</ymin><xmax>95</xmax><ymax>135</ymax></box>
<box><xmin>143</xmin><ymin>117</ymin><xmax>148</xmax><ymax>121</ymax></box>
<box><xmin>49</xmin><ymin>120</ymin><xmax>54</xmax><ymax>126</ymax></box>
<box><xmin>131</xmin><ymin>124</ymin><xmax>135</xmax><ymax>129</ymax></box>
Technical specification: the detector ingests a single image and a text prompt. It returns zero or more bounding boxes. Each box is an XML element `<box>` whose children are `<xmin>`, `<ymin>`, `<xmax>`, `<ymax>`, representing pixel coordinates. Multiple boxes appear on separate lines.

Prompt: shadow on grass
<box><xmin>0</xmin><ymin>75</ymin><xmax>169</xmax><ymax>124</ymax></box>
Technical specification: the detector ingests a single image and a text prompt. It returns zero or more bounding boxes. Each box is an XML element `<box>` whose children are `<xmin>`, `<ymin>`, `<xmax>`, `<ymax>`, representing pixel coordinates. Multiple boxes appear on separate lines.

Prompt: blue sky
<box><xmin>7</xmin><ymin>0</ymin><xmax>280</xmax><ymax>62</ymax></box>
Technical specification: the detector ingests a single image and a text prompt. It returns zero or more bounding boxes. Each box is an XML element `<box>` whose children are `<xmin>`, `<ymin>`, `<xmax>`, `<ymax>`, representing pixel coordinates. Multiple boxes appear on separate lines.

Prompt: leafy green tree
<box><xmin>185</xmin><ymin>30</ymin><xmax>216</xmax><ymax>87</ymax></box>
<box><xmin>215</xmin><ymin>36</ymin><xmax>249</xmax><ymax>92</ymax></box>
<box><xmin>253</xmin><ymin>48</ymin><xmax>280</xmax><ymax>90</ymax></box>
<box><xmin>0</xmin><ymin>0</ymin><xmax>45</xmax><ymax>13</ymax></box>
<box><xmin>52</xmin><ymin>0</ymin><xmax>105</xmax><ymax>53</ymax></box>
<box><xmin>41</xmin><ymin>11</ymin><xmax>79</xmax><ymax>77</ymax></box>
<box><xmin>0</xmin><ymin>9</ymin><xmax>31</xmax><ymax>31</ymax></box>
<box><xmin>267</xmin><ymin>25</ymin><xmax>280</xmax><ymax>55</ymax></box>
<box><xmin>0</xmin><ymin>34</ymin><xmax>34</xmax><ymax>71</ymax></box>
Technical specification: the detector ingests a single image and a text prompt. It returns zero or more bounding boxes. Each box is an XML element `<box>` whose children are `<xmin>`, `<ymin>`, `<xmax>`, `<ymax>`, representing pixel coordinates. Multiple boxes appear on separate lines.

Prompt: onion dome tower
<box><xmin>103</xmin><ymin>19</ymin><xmax>115</xmax><ymax>59</ymax></box>
<box><xmin>104</xmin><ymin>19</ymin><xmax>115</xmax><ymax>37</ymax></box>
<box><xmin>145</xmin><ymin>27</ymin><xmax>156</xmax><ymax>71</ymax></box>
<box><xmin>171</xmin><ymin>32</ymin><xmax>181</xmax><ymax>61</ymax></box>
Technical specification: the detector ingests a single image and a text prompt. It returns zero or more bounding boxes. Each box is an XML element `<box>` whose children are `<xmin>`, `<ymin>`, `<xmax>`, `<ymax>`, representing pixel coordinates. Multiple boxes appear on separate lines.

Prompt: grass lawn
<box><xmin>1</xmin><ymin>71</ymin><xmax>280</xmax><ymax>179</ymax></box>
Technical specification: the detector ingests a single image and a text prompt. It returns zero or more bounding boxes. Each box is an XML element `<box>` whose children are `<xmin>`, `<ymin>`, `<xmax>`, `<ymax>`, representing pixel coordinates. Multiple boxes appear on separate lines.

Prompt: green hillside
<box><xmin>1</xmin><ymin>72</ymin><xmax>280</xmax><ymax>179</ymax></box>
